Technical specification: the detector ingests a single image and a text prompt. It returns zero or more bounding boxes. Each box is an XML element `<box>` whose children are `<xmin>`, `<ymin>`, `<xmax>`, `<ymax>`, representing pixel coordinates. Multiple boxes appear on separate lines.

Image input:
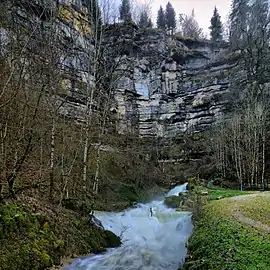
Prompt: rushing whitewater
<box><xmin>68</xmin><ymin>183</ymin><xmax>193</xmax><ymax>270</ymax></box>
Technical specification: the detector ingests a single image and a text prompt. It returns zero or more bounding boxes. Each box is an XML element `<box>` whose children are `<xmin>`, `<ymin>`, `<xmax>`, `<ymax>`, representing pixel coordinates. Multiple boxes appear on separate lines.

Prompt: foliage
<box><xmin>0</xmin><ymin>203</ymin><xmax>121</xmax><ymax>269</ymax></box>
<box><xmin>83</xmin><ymin>0</ymin><xmax>102</xmax><ymax>32</ymax></box>
<box><xmin>229</xmin><ymin>0</ymin><xmax>249</xmax><ymax>49</ymax></box>
<box><xmin>209</xmin><ymin>6</ymin><xmax>223</xmax><ymax>43</ymax></box>
<box><xmin>183</xmin><ymin>183</ymin><xmax>209</xmax><ymax>219</ymax></box>
<box><xmin>164</xmin><ymin>195</ymin><xmax>184</xmax><ymax>208</ymax></box>
<box><xmin>0</xmin><ymin>204</ymin><xmax>64</xmax><ymax>270</ymax></box>
<box><xmin>211</xmin><ymin>0</ymin><xmax>270</xmax><ymax>188</ymax></box>
<box><xmin>147</xmin><ymin>18</ymin><xmax>153</xmax><ymax>28</ymax></box>
<box><xmin>183</xmin><ymin>199</ymin><xmax>270</xmax><ymax>269</ymax></box>
<box><xmin>157</xmin><ymin>6</ymin><xmax>166</xmax><ymax>29</ymax></box>
<box><xmin>104</xmin><ymin>230</ymin><xmax>121</xmax><ymax>248</ymax></box>
<box><xmin>139</xmin><ymin>10</ymin><xmax>149</xmax><ymax>28</ymax></box>
<box><xmin>179</xmin><ymin>10</ymin><xmax>204</xmax><ymax>39</ymax></box>
<box><xmin>119</xmin><ymin>0</ymin><xmax>131</xmax><ymax>22</ymax></box>
<box><xmin>165</xmin><ymin>2</ymin><xmax>176</xmax><ymax>33</ymax></box>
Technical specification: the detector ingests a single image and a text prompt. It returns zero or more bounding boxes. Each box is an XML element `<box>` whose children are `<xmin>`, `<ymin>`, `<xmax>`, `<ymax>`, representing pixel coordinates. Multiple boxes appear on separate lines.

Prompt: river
<box><xmin>67</xmin><ymin>183</ymin><xmax>193</xmax><ymax>270</ymax></box>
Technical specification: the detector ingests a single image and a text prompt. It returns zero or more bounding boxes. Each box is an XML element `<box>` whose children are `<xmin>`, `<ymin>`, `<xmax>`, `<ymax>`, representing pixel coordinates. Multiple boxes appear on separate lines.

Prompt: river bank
<box><xmin>183</xmin><ymin>191</ymin><xmax>270</xmax><ymax>270</ymax></box>
<box><xmin>0</xmin><ymin>184</ymin><xmax>171</xmax><ymax>270</ymax></box>
<box><xmin>0</xmin><ymin>196</ymin><xmax>121</xmax><ymax>270</ymax></box>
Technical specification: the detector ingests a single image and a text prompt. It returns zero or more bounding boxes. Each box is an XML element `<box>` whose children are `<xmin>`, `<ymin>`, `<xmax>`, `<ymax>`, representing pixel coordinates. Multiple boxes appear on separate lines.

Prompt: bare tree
<box><xmin>179</xmin><ymin>9</ymin><xmax>204</xmax><ymax>39</ymax></box>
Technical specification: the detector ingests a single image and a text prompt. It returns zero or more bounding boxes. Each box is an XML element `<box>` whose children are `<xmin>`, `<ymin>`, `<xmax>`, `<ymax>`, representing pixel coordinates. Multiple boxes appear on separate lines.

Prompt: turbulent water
<box><xmin>68</xmin><ymin>183</ymin><xmax>193</xmax><ymax>270</ymax></box>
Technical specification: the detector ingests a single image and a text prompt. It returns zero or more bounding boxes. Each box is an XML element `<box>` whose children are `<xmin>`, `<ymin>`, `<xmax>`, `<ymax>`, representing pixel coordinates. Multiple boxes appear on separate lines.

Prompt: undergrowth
<box><xmin>0</xmin><ymin>203</ymin><xmax>121</xmax><ymax>270</ymax></box>
<box><xmin>183</xmin><ymin>199</ymin><xmax>270</xmax><ymax>270</ymax></box>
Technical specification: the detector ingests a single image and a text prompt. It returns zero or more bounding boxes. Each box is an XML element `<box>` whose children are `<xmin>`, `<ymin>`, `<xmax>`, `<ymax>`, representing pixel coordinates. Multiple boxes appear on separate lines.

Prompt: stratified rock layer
<box><xmin>1</xmin><ymin>0</ymin><xmax>235</xmax><ymax>137</ymax></box>
<box><xmin>112</xmin><ymin>29</ymin><xmax>233</xmax><ymax>137</ymax></box>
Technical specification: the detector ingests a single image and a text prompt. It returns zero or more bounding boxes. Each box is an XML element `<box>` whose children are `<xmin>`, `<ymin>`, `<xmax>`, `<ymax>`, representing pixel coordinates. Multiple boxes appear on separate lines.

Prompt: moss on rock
<box><xmin>104</xmin><ymin>230</ymin><xmax>121</xmax><ymax>247</ymax></box>
<box><xmin>0</xmin><ymin>204</ymin><xmax>66</xmax><ymax>270</ymax></box>
<box><xmin>164</xmin><ymin>195</ymin><xmax>184</xmax><ymax>208</ymax></box>
<box><xmin>0</xmin><ymin>203</ymin><xmax>121</xmax><ymax>270</ymax></box>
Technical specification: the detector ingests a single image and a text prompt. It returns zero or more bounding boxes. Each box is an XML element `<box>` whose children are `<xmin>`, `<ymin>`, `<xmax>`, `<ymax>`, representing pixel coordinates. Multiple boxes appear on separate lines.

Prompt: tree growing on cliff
<box><xmin>148</xmin><ymin>18</ymin><xmax>153</xmax><ymax>28</ymax></box>
<box><xmin>139</xmin><ymin>10</ymin><xmax>149</xmax><ymax>28</ymax></box>
<box><xmin>119</xmin><ymin>0</ymin><xmax>132</xmax><ymax>22</ymax></box>
<box><xmin>229</xmin><ymin>0</ymin><xmax>249</xmax><ymax>49</ymax></box>
<box><xmin>179</xmin><ymin>10</ymin><xmax>204</xmax><ymax>39</ymax></box>
<box><xmin>157</xmin><ymin>6</ymin><xmax>166</xmax><ymax>29</ymax></box>
<box><xmin>209</xmin><ymin>6</ymin><xmax>223</xmax><ymax>43</ymax></box>
<box><xmin>240</xmin><ymin>0</ymin><xmax>270</xmax><ymax>88</ymax></box>
<box><xmin>83</xmin><ymin>0</ymin><xmax>102</xmax><ymax>31</ymax></box>
<box><xmin>165</xmin><ymin>2</ymin><xmax>176</xmax><ymax>33</ymax></box>
<box><xmin>212</xmin><ymin>0</ymin><xmax>270</xmax><ymax>189</ymax></box>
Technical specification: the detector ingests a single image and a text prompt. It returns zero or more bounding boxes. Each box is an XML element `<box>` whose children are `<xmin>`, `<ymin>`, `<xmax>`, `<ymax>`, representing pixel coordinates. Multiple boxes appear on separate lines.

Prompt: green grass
<box><xmin>239</xmin><ymin>196</ymin><xmax>270</xmax><ymax>225</ymax></box>
<box><xmin>209</xmin><ymin>188</ymin><xmax>253</xmax><ymax>200</ymax></box>
<box><xmin>183</xmin><ymin>200</ymin><xmax>270</xmax><ymax>270</ymax></box>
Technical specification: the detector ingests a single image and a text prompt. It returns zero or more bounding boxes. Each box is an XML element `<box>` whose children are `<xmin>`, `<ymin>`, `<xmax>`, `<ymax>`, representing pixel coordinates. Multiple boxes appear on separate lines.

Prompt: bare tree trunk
<box><xmin>232</xmin><ymin>118</ymin><xmax>241</xmax><ymax>186</ymax></box>
<box><xmin>82</xmin><ymin>126</ymin><xmax>89</xmax><ymax>193</ymax></box>
<box><xmin>0</xmin><ymin>122</ymin><xmax>7</xmax><ymax>196</ymax></box>
<box><xmin>49</xmin><ymin>118</ymin><xmax>55</xmax><ymax>200</ymax></box>
<box><xmin>261</xmin><ymin>129</ymin><xmax>265</xmax><ymax>188</ymax></box>
<box><xmin>93</xmin><ymin>145</ymin><xmax>101</xmax><ymax>194</ymax></box>
<box><xmin>39</xmin><ymin>138</ymin><xmax>43</xmax><ymax>180</ymax></box>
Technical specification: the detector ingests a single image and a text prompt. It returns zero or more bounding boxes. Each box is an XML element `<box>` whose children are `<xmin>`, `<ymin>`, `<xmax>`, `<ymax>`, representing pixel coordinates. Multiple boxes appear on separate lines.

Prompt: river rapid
<box><xmin>67</xmin><ymin>183</ymin><xmax>193</xmax><ymax>270</ymax></box>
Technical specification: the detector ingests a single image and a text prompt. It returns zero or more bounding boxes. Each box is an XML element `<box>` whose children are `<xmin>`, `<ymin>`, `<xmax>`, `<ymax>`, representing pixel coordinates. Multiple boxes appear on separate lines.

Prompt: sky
<box><xmin>140</xmin><ymin>0</ymin><xmax>232</xmax><ymax>36</ymax></box>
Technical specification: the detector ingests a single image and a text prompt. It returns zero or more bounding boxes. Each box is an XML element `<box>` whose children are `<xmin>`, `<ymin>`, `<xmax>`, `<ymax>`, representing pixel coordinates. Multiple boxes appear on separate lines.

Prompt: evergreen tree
<box><xmin>209</xmin><ymin>6</ymin><xmax>223</xmax><ymax>43</ymax></box>
<box><xmin>165</xmin><ymin>2</ymin><xmax>176</xmax><ymax>33</ymax></box>
<box><xmin>147</xmin><ymin>18</ymin><xmax>153</xmax><ymax>28</ymax></box>
<box><xmin>119</xmin><ymin>0</ymin><xmax>131</xmax><ymax>22</ymax></box>
<box><xmin>139</xmin><ymin>10</ymin><xmax>149</xmax><ymax>28</ymax></box>
<box><xmin>157</xmin><ymin>6</ymin><xmax>166</xmax><ymax>29</ymax></box>
<box><xmin>251</xmin><ymin>0</ymin><xmax>269</xmax><ymax>35</ymax></box>
<box><xmin>229</xmin><ymin>0</ymin><xmax>249</xmax><ymax>48</ymax></box>
<box><xmin>246</xmin><ymin>0</ymin><xmax>270</xmax><ymax>81</ymax></box>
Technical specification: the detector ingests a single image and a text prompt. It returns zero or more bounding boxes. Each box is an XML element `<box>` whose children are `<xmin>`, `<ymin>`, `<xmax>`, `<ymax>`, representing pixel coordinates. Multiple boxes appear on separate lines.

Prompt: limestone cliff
<box><xmin>1</xmin><ymin>0</ymin><xmax>235</xmax><ymax>138</ymax></box>
<box><xmin>112</xmin><ymin>29</ymin><xmax>233</xmax><ymax>137</ymax></box>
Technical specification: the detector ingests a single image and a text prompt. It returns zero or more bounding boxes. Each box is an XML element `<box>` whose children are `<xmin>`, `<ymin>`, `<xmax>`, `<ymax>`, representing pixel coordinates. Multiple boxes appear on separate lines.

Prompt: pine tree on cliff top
<box><xmin>209</xmin><ymin>6</ymin><xmax>223</xmax><ymax>43</ymax></box>
<box><xmin>148</xmin><ymin>18</ymin><xmax>153</xmax><ymax>28</ymax></box>
<box><xmin>139</xmin><ymin>10</ymin><xmax>149</xmax><ymax>28</ymax></box>
<box><xmin>229</xmin><ymin>0</ymin><xmax>249</xmax><ymax>48</ymax></box>
<box><xmin>157</xmin><ymin>6</ymin><xmax>166</xmax><ymax>29</ymax></box>
<box><xmin>165</xmin><ymin>2</ymin><xmax>176</xmax><ymax>33</ymax></box>
<box><xmin>119</xmin><ymin>0</ymin><xmax>132</xmax><ymax>22</ymax></box>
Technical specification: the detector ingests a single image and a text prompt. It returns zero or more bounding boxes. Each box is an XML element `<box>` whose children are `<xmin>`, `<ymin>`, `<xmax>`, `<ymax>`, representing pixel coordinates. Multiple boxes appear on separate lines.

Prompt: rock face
<box><xmin>113</xmin><ymin>30</ymin><xmax>234</xmax><ymax>137</ymax></box>
<box><xmin>1</xmin><ymin>0</ymin><xmax>235</xmax><ymax>138</ymax></box>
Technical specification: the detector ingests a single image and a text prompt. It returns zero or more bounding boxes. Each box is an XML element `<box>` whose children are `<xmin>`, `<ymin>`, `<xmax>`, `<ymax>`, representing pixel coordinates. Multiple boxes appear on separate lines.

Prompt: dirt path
<box><xmin>230</xmin><ymin>193</ymin><xmax>270</xmax><ymax>233</ymax></box>
<box><xmin>231</xmin><ymin>192</ymin><xmax>270</xmax><ymax>201</ymax></box>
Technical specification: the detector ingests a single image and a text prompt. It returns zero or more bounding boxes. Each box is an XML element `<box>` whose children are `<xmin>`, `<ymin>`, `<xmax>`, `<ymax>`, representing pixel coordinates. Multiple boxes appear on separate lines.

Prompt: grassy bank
<box><xmin>208</xmin><ymin>188</ymin><xmax>253</xmax><ymax>200</ymax></box>
<box><xmin>183</xmin><ymin>192</ymin><xmax>270</xmax><ymax>270</ymax></box>
<box><xmin>0</xmin><ymin>200</ymin><xmax>121</xmax><ymax>270</ymax></box>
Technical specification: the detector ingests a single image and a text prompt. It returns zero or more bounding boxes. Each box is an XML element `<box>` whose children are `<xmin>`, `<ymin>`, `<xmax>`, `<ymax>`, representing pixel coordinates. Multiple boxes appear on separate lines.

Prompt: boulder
<box><xmin>89</xmin><ymin>215</ymin><xmax>104</xmax><ymax>230</ymax></box>
<box><xmin>164</xmin><ymin>195</ymin><xmax>185</xmax><ymax>208</ymax></box>
<box><xmin>104</xmin><ymin>230</ymin><xmax>121</xmax><ymax>248</ymax></box>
